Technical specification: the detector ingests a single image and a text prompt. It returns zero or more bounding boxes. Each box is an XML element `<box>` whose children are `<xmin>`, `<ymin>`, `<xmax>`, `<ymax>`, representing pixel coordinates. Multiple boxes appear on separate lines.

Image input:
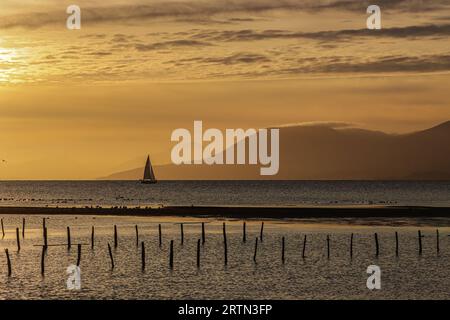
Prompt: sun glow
<box><xmin>0</xmin><ymin>43</ymin><xmax>18</xmax><ymax>61</ymax></box>
<box><xmin>0</xmin><ymin>47</ymin><xmax>18</xmax><ymax>83</ymax></box>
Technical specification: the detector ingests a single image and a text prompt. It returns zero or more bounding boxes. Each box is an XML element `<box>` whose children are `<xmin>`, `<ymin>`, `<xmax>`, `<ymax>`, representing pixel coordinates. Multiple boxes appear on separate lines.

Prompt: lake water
<box><xmin>0</xmin><ymin>181</ymin><xmax>449</xmax><ymax>208</ymax></box>
<box><xmin>0</xmin><ymin>215</ymin><xmax>448</xmax><ymax>299</ymax></box>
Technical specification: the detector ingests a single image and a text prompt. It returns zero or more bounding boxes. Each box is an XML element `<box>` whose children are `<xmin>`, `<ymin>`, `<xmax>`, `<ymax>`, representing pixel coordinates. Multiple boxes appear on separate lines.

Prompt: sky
<box><xmin>0</xmin><ymin>0</ymin><xmax>449</xmax><ymax>179</ymax></box>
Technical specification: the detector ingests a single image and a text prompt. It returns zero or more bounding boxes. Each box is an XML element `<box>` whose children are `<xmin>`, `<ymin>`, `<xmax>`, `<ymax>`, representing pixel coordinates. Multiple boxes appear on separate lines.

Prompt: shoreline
<box><xmin>0</xmin><ymin>205</ymin><xmax>449</xmax><ymax>219</ymax></box>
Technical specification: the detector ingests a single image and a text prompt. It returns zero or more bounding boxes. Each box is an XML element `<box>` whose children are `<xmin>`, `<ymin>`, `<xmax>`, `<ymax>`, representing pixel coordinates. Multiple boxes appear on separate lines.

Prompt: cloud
<box><xmin>199</xmin><ymin>54</ymin><xmax>450</xmax><ymax>78</ymax></box>
<box><xmin>275</xmin><ymin>121</ymin><xmax>357</xmax><ymax>129</ymax></box>
<box><xmin>1</xmin><ymin>0</ymin><xmax>448</xmax><ymax>29</ymax></box>
<box><xmin>199</xmin><ymin>52</ymin><xmax>271</xmax><ymax>65</ymax></box>
<box><xmin>190</xmin><ymin>24</ymin><xmax>450</xmax><ymax>42</ymax></box>
<box><xmin>166</xmin><ymin>52</ymin><xmax>270</xmax><ymax>66</ymax></box>
<box><xmin>280</xmin><ymin>54</ymin><xmax>450</xmax><ymax>74</ymax></box>
<box><xmin>135</xmin><ymin>40</ymin><xmax>212</xmax><ymax>51</ymax></box>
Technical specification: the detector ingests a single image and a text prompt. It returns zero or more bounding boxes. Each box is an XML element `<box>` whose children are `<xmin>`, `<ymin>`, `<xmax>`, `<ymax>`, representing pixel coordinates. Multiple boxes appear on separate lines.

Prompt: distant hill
<box><xmin>99</xmin><ymin>121</ymin><xmax>450</xmax><ymax>180</ymax></box>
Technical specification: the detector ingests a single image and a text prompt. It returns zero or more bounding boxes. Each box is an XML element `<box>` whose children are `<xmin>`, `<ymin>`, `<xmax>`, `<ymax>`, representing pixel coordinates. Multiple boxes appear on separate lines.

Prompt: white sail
<box><xmin>142</xmin><ymin>155</ymin><xmax>157</xmax><ymax>183</ymax></box>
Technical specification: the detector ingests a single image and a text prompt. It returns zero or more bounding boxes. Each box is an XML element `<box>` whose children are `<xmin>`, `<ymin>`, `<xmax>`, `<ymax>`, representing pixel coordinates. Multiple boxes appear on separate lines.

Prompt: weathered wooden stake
<box><xmin>107</xmin><ymin>243</ymin><xmax>114</xmax><ymax>270</ymax></box>
<box><xmin>76</xmin><ymin>244</ymin><xmax>81</xmax><ymax>266</ymax></box>
<box><xmin>223</xmin><ymin>222</ymin><xmax>228</xmax><ymax>266</ymax></box>
<box><xmin>260</xmin><ymin>222</ymin><xmax>264</xmax><ymax>242</ymax></box>
<box><xmin>67</xmin><ymin>226</ymin><xmax>71</xmax><ymax>250</ymax></box>
<box><xmin>135</xmin><ymin>225</ymin><xmax>139</xmax><ymax>247</ymax></box>
<box><xmin>374</xmin><ymin>233</ymin><xmax>379</xmax><ymax>257</ymax></box>
<box><xmin>169</xmin><ymin>240</ymin><xmax>174</xmax><ymax>269</ymax></box>
<box><xmin>5</xmin><ymin>249</ymin><xmax>11</xmax><ymax>276</ymax></box>
<box><xmin>91</xmin><ymin>226</ymin><xmax>95</xmax><ymax>249</ymax></box>
<box><xmin>302</xmin><ymin>235</ymin><xmax>307</xmax><ymax>259</ymax></box>
<box><xmin>253</xmin><ymin>237</ymin><xmax>258</xmax><ymax>263</ymax></box>
<box><xmin>44</xmin><ymin>227</ymin><xmax>48</xmax><ymax>247</ymax></box>
<box><xmin>196</xmin><ymin>239</ymin><xmax>200</xmax><ymax>268</ymax></box>
<box><xmin>350</xmin><ymin>233</ymin><xmax>353</xmax><ymax>258</ymax></box>
<box><xmin>22</xmin><ymin>218</ymin><xmax>25</xmax><ymax>238</ymax></box>
<box><xmin>158</xmin><ymin>224</ymin><xmax>162</xmax><ymax>247</ymax></box>
<box><xmin>436</xmin><ymin>229</ymin><xmax>440</xmax><ymax>254</ymax></box>
<box><xmin>16</xmin><ymin>228</ymin><xmax>20</xmax><ymax>252</ymax></box>
<box><xmin>41</xmin><ymin>245</ymin><xmax>46</xmax><ymax>275</ymax></box>
<box><xmin>395</xmin><ymin>231</ymin><xmax>399</xmax><ymax>257</ymax></box>
<box><xmin>42</xmin><ymin>218</ymin><xmax>46</xmax><ymax>242</ymax></box>
<box><xmin>1</xmin><ymin>218</ymin><xmax>4</xmax><ymax>238</ymax></box>
<box><xmin>418</xmin><ymin>230</ymin><xmax>423</xmax><ymax>255</ymax></box>
<box><xmin>201</xmin><ymin>222</ymin><xmax>205</xmax><ymax>244</ymax></box>
<box><xmin>141</xmin><ymin>241</ymin><xmax>145</xmax><ymax>271</ymax></box>
<box><xmin>180</xmin><ymin>223</ymin><xmax>184</xmax><ymax>245</ymax></box>
<box><xmin>326</xmin><ymin>235</ymin><xmax>330</xmax><ymax>259</ymax></box>
<box><xmin>114</xmin><ymin>225</ymin><xmax>118</xmax><ymax>248</ymax></box>
<box><xmin>243</xmin><ymin>222</ymin><xmax>246</xmax><ymax>243</ymax></box>
<box><xmin>281</xmin><ymin>236</ymin><xmax>285</xmax><ymax>263</ymax></box>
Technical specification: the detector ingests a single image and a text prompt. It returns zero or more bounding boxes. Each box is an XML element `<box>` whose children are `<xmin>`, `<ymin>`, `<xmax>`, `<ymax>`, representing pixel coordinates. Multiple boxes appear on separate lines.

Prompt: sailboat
<box><xmin>141</xmin><ymin>155</ymin><xmax>157</xmax><ymax>184</ymax></box>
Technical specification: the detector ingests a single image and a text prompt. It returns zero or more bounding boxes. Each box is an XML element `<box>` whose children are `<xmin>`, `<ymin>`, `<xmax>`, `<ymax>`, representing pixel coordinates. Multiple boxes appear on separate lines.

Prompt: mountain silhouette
<box><xmin>100</xmin><ymin>121</ymin><xmax>450</xmax><ymax>180</ymax></box>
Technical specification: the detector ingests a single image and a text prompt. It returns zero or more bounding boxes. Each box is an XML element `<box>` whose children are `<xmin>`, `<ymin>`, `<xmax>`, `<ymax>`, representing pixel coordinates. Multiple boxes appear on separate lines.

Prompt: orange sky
<box><xmin>0</xmin><ymin>0</ymin><xmax>449</xmax><ymax>179</ymax></box>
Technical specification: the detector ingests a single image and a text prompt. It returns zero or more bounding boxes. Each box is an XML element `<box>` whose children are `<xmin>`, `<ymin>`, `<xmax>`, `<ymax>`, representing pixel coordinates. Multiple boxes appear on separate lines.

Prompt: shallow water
<box><xmin>0</xmin><ymin>215</ymin><xmax>449</xmax><ymax>299</ymax></box>
<box><xmin>1</xmin><ymin>180</ymin><xmax>450</xmax><ymax>207</ymax></box>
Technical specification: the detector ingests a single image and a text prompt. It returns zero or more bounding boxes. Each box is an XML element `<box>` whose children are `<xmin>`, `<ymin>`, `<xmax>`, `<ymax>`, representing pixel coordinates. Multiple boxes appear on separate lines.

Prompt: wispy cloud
<box><xmin>190</xmin><ymin>24</ymin><xmax>450</xmax><ymax>42</ymax></box>
<box><xmin>175</xmin><ymin>52</ymin><xmax>271</xmax><ymax>65</ymax></box>
<box><xmin>277</xmin><ymin>54</ymin><xmax>450</xmax><ymax>75</ymax></box>
<box><xmin>1</xmin><ymin>0</ymin><xmax>449</xmax><ymax>29</ymax></box>
<box><xmin>135</xmin><ymin>40</ymin><xmax>212</xmax><ymax>51</ymax></box>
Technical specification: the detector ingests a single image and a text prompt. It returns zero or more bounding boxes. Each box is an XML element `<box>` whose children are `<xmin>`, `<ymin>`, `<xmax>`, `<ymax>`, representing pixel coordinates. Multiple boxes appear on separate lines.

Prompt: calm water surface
<box><xmin>0</xmin><ymin>215</ymin><xmax>449</xmax><ymax>299</ymax></box>
<box><xmin>0</xmin><ymin>181</ymin><xmax>449</xmax><ymax>207</ymax></box>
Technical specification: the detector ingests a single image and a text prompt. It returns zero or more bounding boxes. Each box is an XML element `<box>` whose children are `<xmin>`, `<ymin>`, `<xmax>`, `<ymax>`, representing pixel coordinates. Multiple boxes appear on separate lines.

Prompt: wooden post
<box><xmin>418</xmin><ymin>230</ymin><xmax>422</xmax><ymax>255</ymax></box>
<box><xmin>135</xmin><ymin>225</ymin><xmax>139</xmax><ymax>247</ymax></box>
<box><xmin>436</xmin><ymin>229</ymin><xmax>440</xmax><ymax>254</ymax></box>
<box><xmin>16</xmin><ymin>228</ymin><xmax>20</xmax><ymax>252</ymax></box>
<box><xmin>302</xmin><ymin>235</ymin><xmax>307</xmax><ymax>259</ymax></box>
<box><xmin>169</xmin><ymin>240</ymin><xmax>174</xmax><ymax>269</ymax></box>
<box><xmin>243</xmin><ymin>222</ymin><xmax>246</xmax><ymax>243</ymax></box>
<box><xmin>1</xmin><ymin>218</ymin><xmax>4</xmax><ymax>238</ymax></box>
<box><xmin>253</xmin><ymin>237</ymin><xmax>258</xmax><ymax>263</ymax></box>
<box><xmin>141</xmin><ymin>241</ymin><xmax>145</xmax><ymax>271</ymax></box>
<box><xmin>281</xmin><ymin>236</ymin><xmax>285</xmax><ymax>263</ymax></box>
<box><xmin>5</xmin><ymin>249</ymin><xmax>11</xmax><ymax>276</ymax></box>
<box><xmin>223</xmin><ymin>222</ymin><xmax>228</xmax><ymax>266</ymax></box>
<box><xmin>114</xmin><ymin>225</ymin><xmax>118</xmax><ymax>248</ymax></box>
<box><xmin>76</xmin><ymin>244</ymin><xmax>81</xmax><ymax>266</ymax></box>
<box><xmin>107</xmin><ymin>243</ymin><xmax>114</xmax><ymax>270</ymax></box>
<box><xmin>326</xmin><ymin>235</ymin><xmax>330</xmax><ymax>259</ymax></box>
<box><xmin>22</xmin><ymin>218</ymin><xmax>25</xmax><ymax>238</ymax></box>
<box><xmin>41</xmin><ymin>245</ymin><xmax>46</xmax><ymax>275</ymax></box>
<box><xmin>67</xmin><ymin>226</ymin><xmax>71</xmax><ymax>250</ymax></box>
<box><xmin>180</xmin><ymin>223</ymin><xmax>184</xmax><ymax>245</ymax></box>
<box><xmin>91</xmin><ymin>226</ymin><xmax>95</xmax><ymax>249</ymax></box>
<box><xmin>44</xmin><ymin>227</ymin><xmax>48</xmax><ymax>247</ymax></box>
<box><xmin>260</xmin><ymin>222</ymin><xmax>264</xmax><ymax>242</ymax></box>
<box><xmin>395</xmin><ymin>231</ymin><xmax>399</xmax><ymax>257</ymax></box>
<box><xmin>201</xmin><ymin>222</ymin><xmax>205</xmax><ymax>244</ymax></box>
<box><xmin>374</xmin><ymin>233</ymin><xmax>379</xmax><ymax>257</ymax></box>
<box><xmin>159</xmin><ymin>224</ymin><xmax>162</xmax><ymax>247</ymax></box>
<box><xmin>196</xmin><ymin>239</ymin><xmax>200</xmax><ymax>268</ymax></box>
